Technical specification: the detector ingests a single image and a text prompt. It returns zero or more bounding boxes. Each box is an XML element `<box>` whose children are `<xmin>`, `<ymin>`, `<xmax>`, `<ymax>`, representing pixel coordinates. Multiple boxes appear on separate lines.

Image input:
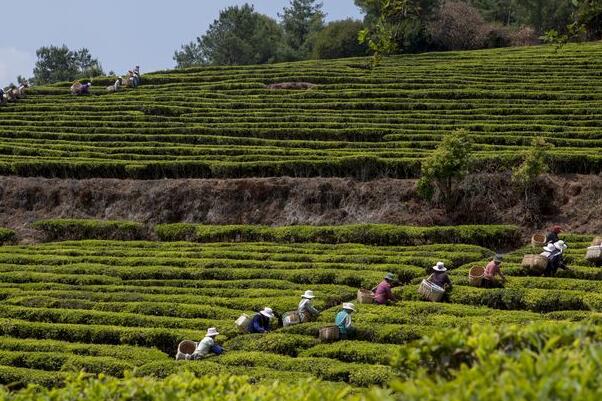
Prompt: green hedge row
<box><xmin>32</xmin><ymin>219</ymin><xmax>146</xmax><ymax>241</ymax></box>
<box><xmin>0</xmin><ymin>229</ymin><xmax>16</xmax><ymax>245</ymax></box>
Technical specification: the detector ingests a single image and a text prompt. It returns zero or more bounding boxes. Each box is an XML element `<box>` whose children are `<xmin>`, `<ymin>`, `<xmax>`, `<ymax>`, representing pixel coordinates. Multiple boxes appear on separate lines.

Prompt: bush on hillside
<box><xmin>32</xmin><ymin>219</ymin><xmax>146</xmax><ymax>241</ymax></box>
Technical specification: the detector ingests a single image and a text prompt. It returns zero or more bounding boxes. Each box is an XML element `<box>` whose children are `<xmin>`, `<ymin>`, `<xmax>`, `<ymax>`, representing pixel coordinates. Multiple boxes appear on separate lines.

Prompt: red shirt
<box><xmin>374</xmin><ymin>281</ymin><xmax>395</xmax><ymax>304</ymax></box>
<box><xmin>484</xmin><ymin>261</ymin><xmax>500</xmax><ymax>279</ymax></box>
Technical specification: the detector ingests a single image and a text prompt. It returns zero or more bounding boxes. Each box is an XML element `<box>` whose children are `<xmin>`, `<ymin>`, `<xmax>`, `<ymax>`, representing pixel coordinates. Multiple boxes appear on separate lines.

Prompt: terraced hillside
<box><xmin>0</xmin><ymin>229</ymin><xmax>598</xmax><ymax>387</ymax></box>
<box><xmin>1</xmin><ymin>43</ymin><xmax>602</xmax><ymax>179</ymax></box>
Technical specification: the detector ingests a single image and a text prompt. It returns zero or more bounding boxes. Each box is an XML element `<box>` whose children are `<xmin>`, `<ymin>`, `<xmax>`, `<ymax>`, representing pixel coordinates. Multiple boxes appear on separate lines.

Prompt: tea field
<box><xmin>1</xmin><ymin>43</ymin><xmax>602</xmax><ymax>179</ymax></box>
<box><xmin>0</xmin><ymin>225</ymin><xmax>599</xmax><ymax>388</ymax></box>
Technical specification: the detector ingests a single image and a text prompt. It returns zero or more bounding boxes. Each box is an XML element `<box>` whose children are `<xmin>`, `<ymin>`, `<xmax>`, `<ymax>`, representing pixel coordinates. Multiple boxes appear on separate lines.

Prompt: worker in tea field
<box><xmin>187</xmin><ymin>327</ymin><xmax>224</xmax><ymax>360</ymax></box>
<box><xmin>133</xmin><ymin>66</ymin><xmax>141</xmax><ymax>86</ymax></box>
<box><xmin>335</xmin><ymin>303</ymin><xmax>356</xmax><ymax>339</ymax></box>
<box><xmin>545</xmin><ymin>225</ymin><xmax>562</xmax><ymax>244</ymax></box>
<box><xmin>248</xmin><ymin>307</ymin><xmax>275</xmax><ymax>334</ymax></box>
<box><xmin>541</xmin><ymin>240</ymin><xmax>569</xmax><ymax>276</ymax></box>
<box><xmin>107</xmin><ymin>77</ymin><xmax>122</xmax><ymax>93</ymax></box>
<box><xmin>373</xmin><ymin>272</ymin><xmax>398</xmax><ymax>305</ymax></box>
<box><xmin>298</xmin><ymin>290</ymin><xmax>320</xmax><ymax>322</ymax></box>
<box><xmin>481</xmin><ymin>255</ymin><xmax>507</xmax><ymax>288</ymax></box>
<box><xmin>430</xmin><ymin>262</ymin><xmax>452</xmax><ymax>290</ymax></box>
<box><xmin>0</xmin><ymin>88</ymin><xmax>5</xmax><ymax>105</ymax></box>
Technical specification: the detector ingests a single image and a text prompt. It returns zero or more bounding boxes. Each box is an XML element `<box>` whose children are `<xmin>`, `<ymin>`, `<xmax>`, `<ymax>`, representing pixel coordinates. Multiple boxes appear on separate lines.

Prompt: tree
<box><xmin>417</xmin><ymin>129</ymin><xmax>473</xmax><ymax>207</ymax></box>
<box><xmin>173</xmin><ymin>4</ymin><xmax>283</xmax><ymax>67</ymax></box>
<box><xmin>573</xmin><ymin>0</ymin><xmax>602</xmax><ymax>40</ymax></box>
<box><xmin>279</xmin><ymin>0</ymin><xmax>325</xmax><ymax>60</ymax></box>
<box><xmin>430</xmin><ymin>1</ymin><xmax>492</xmax><ymax>50</ymax></box>
<box><xmin>311</xmin><ymin>19</ymin><xmax>368</xmax><ymax>59</ymax></box>
<box><xmin>33</xmin><ymin>45</ymin><xmax>103</xmax><ymax>85</ymax></box>
<box><xmin>512</xmin><ymin>137</ymin><xmax>551</xmax><ymax>190</ymax></box>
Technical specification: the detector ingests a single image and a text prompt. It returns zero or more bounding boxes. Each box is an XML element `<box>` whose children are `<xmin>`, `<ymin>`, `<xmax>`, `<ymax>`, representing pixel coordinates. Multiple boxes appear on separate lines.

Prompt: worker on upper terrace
<box><xmin>298</xmin><ymin>290</ymin><xmax>320</xmax><ymax>322</ymax></box>
<box><xmin>248</xmin><ymin>307</ymin><xmax>275</xmax><ymax>334</ymax></box>
<box><xmin>482</xmin><ymin>255</ymin><xmax>506</xmax><ymax>288</ymax></box>
<box><xmin>541</xmin><ymin>240</ymin><xmax>569</xmax><ymax>276</ymax></box>
<box><xmin>373</xmin><ymin>272</ymin><xmax>398</xmax><ymax>305</ymax></box>
<box><xmin>546</xmin><ymin>225</ymin><xmax>562</xmax><ymax>245</ymax></box>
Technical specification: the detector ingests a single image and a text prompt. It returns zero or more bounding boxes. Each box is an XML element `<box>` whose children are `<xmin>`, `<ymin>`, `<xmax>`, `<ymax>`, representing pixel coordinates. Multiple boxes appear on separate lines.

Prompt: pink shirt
<box><xmin>374</xmin><ymin>281</ymin><xmax>394</xmax><ymax>304</ymax></box>
<box><xmin>484</xmin><ymin>261</ymin><xmax>500</xmax><ymax>279</ymax></box>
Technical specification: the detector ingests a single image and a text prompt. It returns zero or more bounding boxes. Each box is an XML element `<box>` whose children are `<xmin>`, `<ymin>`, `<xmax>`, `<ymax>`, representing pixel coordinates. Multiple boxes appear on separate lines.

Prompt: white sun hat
<box><xmin>206</xmin><ymin>327</ymin><xmax>219</xmax><ymax>337</ymax></box>
<box><xmin>301</xmin><ymin>290</ymin><xmax>315</xmax><ymax>299</ymax></box>
<box><xmin>554</xmin><ymin>240</ymin><xmax>567</xmax><ymax>251</ymax></box>
<box><xmin>342</xmin><ymin>302</ymin><xmax>356</xmax><ymax>312</ymax></box>
<box><xmin>260</xmin><ymin>307</ymin><xmax>275</xmax><ymax>319</ymax></box>
<box><xmin>433</xmin><ymin>262</ymin><xmax>447</xmax><ymax>272</ymax></box>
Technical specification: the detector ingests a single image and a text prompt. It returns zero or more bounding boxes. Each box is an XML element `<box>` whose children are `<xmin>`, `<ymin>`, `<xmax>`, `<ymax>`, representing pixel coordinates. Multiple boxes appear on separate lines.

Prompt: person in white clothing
<box><xmin>189</xmin><ymin>328</ymin><xmax>222</xmax><ymax>360</ymax></box>
<box><xmin>298</xmin><ymin>290</ymin><xmax>320</xmax><ymax>322</ymax></box>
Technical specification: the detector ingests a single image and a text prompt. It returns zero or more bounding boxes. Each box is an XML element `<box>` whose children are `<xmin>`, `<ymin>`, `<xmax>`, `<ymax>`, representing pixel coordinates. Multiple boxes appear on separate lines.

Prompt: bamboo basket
<box><xmin>531</xmin><ymin>233</ymin><xmax>547</xmax><ymax>247</ymax></box>
<box><xmin>176</xmin><ymin>340</ymin><xmax>197</xmax><ymax>360</ymax></box>
<box><xmin>418</xmin><ymin>279</ymin><xmax>445</xmax><ymax>302</ymax></box>
<box><xmin>357</xmin><ymin>289</ymin><xmax>374</xmax><ymax>304</ymax></box>
<box><xmin>319</xmin><ymin>325</ymin><xmax>340</xmax><ymax>342</ymax></box>
<box><xmin>468</xmin><ymin>266</ymin><xmax>485</xmax><ymax>287</ymax></box>
<box><xmin>586</xmin><ymin>246</ymin><xmax>602</xmax><ymax>264</ymax></box>
<box><xmin>235</xmin><ymin>314</ymin><xmax>251</xmax><ymax>333</ymax></box>
<box><xmin>521</xmin><ymin>255</ymin><xmax>548</xmax><ymax>274</ymax></box>
<box><xmin>282</xmin><ymin>311</ymin><xmax>301</xmax><ymax>327</ymax></box>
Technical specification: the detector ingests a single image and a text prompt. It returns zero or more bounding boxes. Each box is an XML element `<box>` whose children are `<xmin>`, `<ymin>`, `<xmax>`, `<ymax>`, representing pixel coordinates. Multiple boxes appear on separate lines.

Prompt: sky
<box><xmin>0</xmin><ymin>1</ymin><xmax>363</xmax><ymax>84</ymax></box>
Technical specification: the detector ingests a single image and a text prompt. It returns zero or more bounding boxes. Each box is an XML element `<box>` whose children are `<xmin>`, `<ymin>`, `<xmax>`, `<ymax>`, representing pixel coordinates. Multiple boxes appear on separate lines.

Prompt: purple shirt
<box><xmin>374</xmin><ymin>280</ymin><xmax>395</xmax><ymax>304</ymax></box>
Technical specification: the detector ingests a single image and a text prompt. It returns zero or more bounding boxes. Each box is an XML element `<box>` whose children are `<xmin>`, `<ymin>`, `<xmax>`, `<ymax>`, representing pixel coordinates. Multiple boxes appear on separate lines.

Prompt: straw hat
<box><xmin>206</xmin><ymin>327</ymin><xmax>219</xmax><ymax>337</ymax></box>
<box><xmin>342</xmin><ymin>302</ymin><xmax>356</xmax><ymax>312</ymax></box>
<box><xmin>260</xmin><ymin>307</ymin><xmax>275</xmax><ymax>319</ymax></box>
<box><xmin>301</xmin><ymin>290</ymin><xmax>315</xmax><ymax>299</ymax></box>
<box><xmin>433</xmin><ymin>262</ymin><xmax>447</xmax><ymax>272</ymax></box>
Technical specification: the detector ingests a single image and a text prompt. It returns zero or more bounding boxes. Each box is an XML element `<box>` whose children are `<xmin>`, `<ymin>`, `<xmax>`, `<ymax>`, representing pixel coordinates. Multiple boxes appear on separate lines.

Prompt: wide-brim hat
<box><xmin>301</xmin><ymin>290</ymin><xmax>315</xmax><ymax>299</ymax></box>
<box><xmin>433</xmin><ymin>262</ymin><xmax>447</xmax><ymax>272</ymax></box>
<box><xmin>554</xmin><ymin>240</ymin><xmax>567</xmax><ymax>251</ymax></box>
<box><xmin>493</xmin><ymin>255</ymin><xmax>503</xmax><ymax>263</ymax></box>
<box><xmin>343</xmin><ymin>302</ymin><xmax>356</xmax><ymax>312</ymax></box>
<box><xmin>206</xmin><ymin>327</ymin><xmax>219</xmax><ymax>336</ymax></box>
<box><xmin>384</xmin><ymin>272</ymin><xmax>396</xmax><ymax>281</ymax></box>
<box><xmin>260</xmin><ymin>307</ymin><xmax>275</xmax><ymax>319</ymax></box>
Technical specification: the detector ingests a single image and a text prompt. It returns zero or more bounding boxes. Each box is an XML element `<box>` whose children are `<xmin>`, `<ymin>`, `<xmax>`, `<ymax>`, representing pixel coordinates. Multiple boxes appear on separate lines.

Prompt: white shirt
<box><xmin>193</xmin><ymin>336</ymin><xmax>214</xmax><ymax>357</ymax></box>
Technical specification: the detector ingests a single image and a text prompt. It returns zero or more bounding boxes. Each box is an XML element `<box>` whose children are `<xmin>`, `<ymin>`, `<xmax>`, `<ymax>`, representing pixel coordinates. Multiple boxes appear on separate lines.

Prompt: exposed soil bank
<box><xmin>0</xmin><ymin>174</ymin><xmax>600</xmax><ymax>242</ymax></box>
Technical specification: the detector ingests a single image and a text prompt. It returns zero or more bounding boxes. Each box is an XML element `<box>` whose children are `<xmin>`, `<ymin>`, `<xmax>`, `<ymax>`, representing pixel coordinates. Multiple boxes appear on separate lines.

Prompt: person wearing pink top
<box><xmin>373</xmin><ymin>272</ymin><xmax>398</xmax><ymax>305</ymax></box>
<box><xmin>482</xmin><ymin>255</ymin><xmax>506</xmax><ymax>288</ymax></box>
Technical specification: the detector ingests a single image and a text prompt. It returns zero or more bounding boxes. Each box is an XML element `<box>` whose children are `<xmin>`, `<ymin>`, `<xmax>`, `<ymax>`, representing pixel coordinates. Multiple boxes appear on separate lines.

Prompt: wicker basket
<box><xmin>531</xmin><ymin>233</ymin><xmax>547</xmax><ymax>247</ymax></box>
<box><xmin>592</xmin><ymin>236</ymin><xmax>602</xmax><ymax>247</ymax></box>
<box><xmin>521</xmin><ymin>254</ymin><xmax>548</xmax><ymax>274</ymax></box>
<box><xmin>418</xmin><ymin>279</ymin><xmax>445</xmax><ymax>302</ymax></box>
<box><xmin>468</xmin><ymin>266</ymin><xmax>485</xmax><ymax>287</ymax></box>
<box><xmin>283</xmin><ymin>311</ymin><xmax>301</xmax><ymax>327</ymax></box>
<box><xmin>319</xmin><ymin>325</ymin><xmax>340</xmax><ymax>342</ymax></box>
<box><xmin>586</xmin><ymin>246</ymin><xmax>602</xmax><ymax>264</ymax></box>
<box><xmin>235</xmin><ymin>314</ymin><xmax>251</xmax><ymax>333</ymax></box>
<box><xmin>176</xmin><ymin>340</ymin><xmax>197</xmax><ymax>360</ymax></box>
<box><xmin>357</xmin><ymin>289</ymin><xmax>374</xmax><ymax>304</ymax></box>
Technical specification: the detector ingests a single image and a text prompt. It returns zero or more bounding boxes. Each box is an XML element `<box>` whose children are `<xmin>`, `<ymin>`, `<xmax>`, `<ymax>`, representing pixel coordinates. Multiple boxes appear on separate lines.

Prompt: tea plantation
<box><xmin>0</xmin><ymin>223</ymin><xmax>599</xmax><ymax>390</ymax></box>
<box><xmin>1</xmin><ymin>43</ymin><xmax>602</xmax><ymax>179</ymax></box>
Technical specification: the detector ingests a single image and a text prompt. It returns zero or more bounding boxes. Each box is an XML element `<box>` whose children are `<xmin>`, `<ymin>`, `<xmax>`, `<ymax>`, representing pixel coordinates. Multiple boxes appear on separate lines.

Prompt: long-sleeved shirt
<box><xmin>430</xmin><ymin>271</ymin><xmax>451</xmax><ymax>289</ymax></box>
<box><xmin>484</xmin><ymin>261</ymin><xmax>501</xmax><ymax>279</ymax></box>
<box><xmin>248</xmin><ymin>313</ymin><xmax>270</xmax><ymax>333</ymax></box>
<box><xmin>546</xmin><ymin>231</ymin><xmax>559</xmax><ymax>244</ymax></box>
<box><xmin>298</xmin><ymin>299</ymin><xmax>320</xmax><ymax>321</ymax></box>
<box><xmin>193</xmin><ymin>336</ymin><xmax>215</xmax><ymax>358</ymax></box>
<box><xmin>335</xmin><ymin>310</ymin><xmax>352</xmax><ymax>335</ymax></box>
<box><xmin>373</xmin><ymin>280</ymin><xmax>395</xmax><ymax>304</ymax></box>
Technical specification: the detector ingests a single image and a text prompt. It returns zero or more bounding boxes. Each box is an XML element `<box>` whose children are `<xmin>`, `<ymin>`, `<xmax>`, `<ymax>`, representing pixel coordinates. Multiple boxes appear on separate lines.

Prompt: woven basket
<box><xmin>319</xmin><ymin>325</ymin><xmax>340</xmax><ymax>342</ymax></box>
<box><xmin>592</xmin><ymin>236</ymin><xmax>602</xmax><ymax>247</ymax></box>
<box><xmin>468</xmin><ymin>266</ymin><xmax>485</xmax><ymax>287</ymax></box>
<box><xmin>235</xmin><ymin>314</ymin><xmax>251</xmax><ymax>333</ymax></box>
<box><xmin>586</xmin><ymin>246</ymin><xmax>602</xmax><ymax>263</ymax></box>
<box><xmin>283</xmin><ymin>311</ymin><xmax>301</xmax><ymax>327</ymax></box>
<box><xmin>418</xmin><ymin>279</ymin><xmax>445</xmax><ymax>302</ymax></box>
<box><xmin>176</xmin><ymin>340</ymin><xmax>197</xmax><ymax>360</ymax></box>
<box><xmin>531</xmin><ymin>233</ymin><xmax>547</xmax><ymax>247</ymax></box>
<box><xmin>357</xmin><ymin>289</ymin><xmax>374</xmax><ymax>304</ymax></box>
<box><xmin>521</xmin><ymin>254</ymin><xmax>548</xmax><ymax>274</ymax></box>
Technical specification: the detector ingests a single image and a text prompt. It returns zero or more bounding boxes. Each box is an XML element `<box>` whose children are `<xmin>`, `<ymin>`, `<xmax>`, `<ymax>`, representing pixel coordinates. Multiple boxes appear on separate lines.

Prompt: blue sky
<box><xmin>0</xmin><ymin>1</ymin><xmax>363</xmax><ymax>84</ymax></box>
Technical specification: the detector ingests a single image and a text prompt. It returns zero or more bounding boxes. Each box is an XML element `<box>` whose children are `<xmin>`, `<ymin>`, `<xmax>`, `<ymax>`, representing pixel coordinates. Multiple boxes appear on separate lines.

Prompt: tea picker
<box><xmin>541</xmin><ymin>240</ymin><xmax>569</xmax><ymax>276</ymax></box>
<box><xmin>176</xmin><ymin>327</ymin><xmax>224</xmax><ymax>360</ymax></box>
<box><xmin>372</xmin><ymin>272</ymin><xmax>398</xmax><ymax>305</ymax></box>
<box><xmin>335</xmin><ymin>302</ymin><xmax>356</xmax><ymax>339</ymax></box>
<box><xmin>297</xmin><ymin>290</ymin><xmax>320</xmax><ymax>322</ymax></box>
<box><xmin>248</xmin><ymin>307</ymin><xmax>275</xmax><ymax>333</ymax></box>
<box><xmin>481</xmin><ymin>255</ymin><xmax>506</xmax><ymax>288</ymax></box>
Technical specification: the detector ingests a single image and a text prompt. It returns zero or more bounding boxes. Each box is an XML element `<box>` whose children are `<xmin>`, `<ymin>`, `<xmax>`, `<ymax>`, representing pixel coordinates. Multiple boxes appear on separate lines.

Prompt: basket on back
<box><xmin>282</xmin><ymin>311</ymin><xmax>301</xmax><ymax>327</ymax></box>
<box><xmin>235</xmin><ymin>314</ymin><xmax>251</xmax><ymax>333</ymax></box>
<box><xmin>319</xmin><ymin>325</ymin><xmax>340</xmax><ymax>342</ymax></box>
<box><xmin>521</xmin><ymin>254</ymin><xmax>548</xmax><ymax>274</ymax></box>
<box><xmin>418</xmin><ymin>279</ymin><xmax>445</xmax><ymax>302</ymax></box>
<box><xmin>468</xmin><ymin>266</ymin><xmax>485</xmax><ymax>287</ymax></box>
<box><xmin>357</xmin><ymin>289</ymin><xmax>374</xmax><ymax>304</ymax></box>
<box><xmin>531</xmin><ymin>233</ymin><xmax>547</xmax><ymax>247</ymax></box>
<box><xmin>586</xmin><ymin>246</ymin><xmax>602</xmax><ymax>265</ymax></box>
<box><xmin>176</xmin><ymin>340</ymin><xmax>197</xmax><ymax>360</ymax></box>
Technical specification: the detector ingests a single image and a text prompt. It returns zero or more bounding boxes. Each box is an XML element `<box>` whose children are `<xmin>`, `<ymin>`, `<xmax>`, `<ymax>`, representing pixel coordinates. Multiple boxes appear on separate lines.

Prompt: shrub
<box><xmin>0</xmin><ymin>228</ymin><xmax>16</xmax><ymax>244</ymax></box>
<box><xmin>32</xmin><ymin>219</ymin><xmax>147</xmax><ymax>241</ymax></box>
<box><xmin>429</xmin><ymin>1</ymin><xmax>491</xmax><ymax>50</ymax></box>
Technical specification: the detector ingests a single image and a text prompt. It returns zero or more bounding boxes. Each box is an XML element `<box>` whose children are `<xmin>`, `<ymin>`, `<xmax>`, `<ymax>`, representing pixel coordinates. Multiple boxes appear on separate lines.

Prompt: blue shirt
<box><xmin>335</xmin><ymin>310</ymin><xmax>352</xmax><ymax>334</ymax></box>
<box><xmin>248</xmin><ymin>313</ymin><xmax>270</xmax><ymax>333</ymax></box>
